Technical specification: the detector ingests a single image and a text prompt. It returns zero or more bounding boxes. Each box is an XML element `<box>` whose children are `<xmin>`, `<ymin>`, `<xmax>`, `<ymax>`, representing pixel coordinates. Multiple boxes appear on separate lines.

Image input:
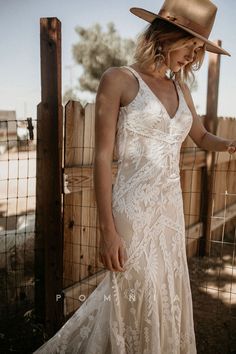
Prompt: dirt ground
<box><xmin>188</xmin><ymin>229</ymin><xmax>236</xmax><ymax>354</ymax></box>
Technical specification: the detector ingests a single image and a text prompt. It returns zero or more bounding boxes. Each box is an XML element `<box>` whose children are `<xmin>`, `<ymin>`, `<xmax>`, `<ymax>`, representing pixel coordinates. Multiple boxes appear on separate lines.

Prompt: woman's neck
<box><xmin>132</xmin><ymin>62</ymin><xmax>169</xmax><ymax>81</ymax></box>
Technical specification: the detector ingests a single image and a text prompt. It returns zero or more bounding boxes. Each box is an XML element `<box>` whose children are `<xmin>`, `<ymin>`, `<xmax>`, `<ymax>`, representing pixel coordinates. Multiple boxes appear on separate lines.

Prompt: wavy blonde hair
<box><xmin>133</xmin><ymin>18</ymin><xmax>206</xmax><ymax>83</ymax></box>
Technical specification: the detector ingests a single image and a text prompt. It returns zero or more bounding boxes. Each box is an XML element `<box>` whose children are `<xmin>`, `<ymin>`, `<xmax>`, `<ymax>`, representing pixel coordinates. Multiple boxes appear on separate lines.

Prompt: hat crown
<box><xmin>158</xmin><ymin>0</ymin><xmax>217</xmax><ymax>38</ymax></box>
<box><xmin>129</xmin><ymin>0</ymin><xmax>230</xmax><ymax>55</ymax></box>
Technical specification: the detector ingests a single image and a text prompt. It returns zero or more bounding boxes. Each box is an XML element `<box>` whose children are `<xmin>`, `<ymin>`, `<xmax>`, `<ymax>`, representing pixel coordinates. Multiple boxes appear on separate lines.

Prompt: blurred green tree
<box><xmin>63</xmin><ymin>22</ymin><xmax>135</xmax><ymax>104</ymax></box>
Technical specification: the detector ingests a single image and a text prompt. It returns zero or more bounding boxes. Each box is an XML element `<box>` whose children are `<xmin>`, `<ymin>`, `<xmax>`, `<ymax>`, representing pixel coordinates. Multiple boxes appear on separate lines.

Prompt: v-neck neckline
<box><xmin>128</xmin><ymin>65</ymin><xmax>181</xmax><ymax>120</ymax></box>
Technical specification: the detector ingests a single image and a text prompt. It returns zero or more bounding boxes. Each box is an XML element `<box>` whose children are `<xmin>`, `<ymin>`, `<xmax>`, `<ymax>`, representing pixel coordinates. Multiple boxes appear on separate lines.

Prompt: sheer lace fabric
<box><xmin>33</xmin><ymin>65</ymin><xmax>197</xmax><ymax>354</ymax></box>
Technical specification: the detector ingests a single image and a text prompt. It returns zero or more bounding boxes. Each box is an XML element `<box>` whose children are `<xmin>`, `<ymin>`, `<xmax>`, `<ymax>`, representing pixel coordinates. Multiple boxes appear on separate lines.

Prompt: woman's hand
<box><xmin>99</xmin><ymin>230</ymin><xmax>128</xmax><ymax>273</ymax></box>
<box><xmin>227</xmin><ymin>140</ymin><xmax>236</xmax><ymax>154</ymax></box>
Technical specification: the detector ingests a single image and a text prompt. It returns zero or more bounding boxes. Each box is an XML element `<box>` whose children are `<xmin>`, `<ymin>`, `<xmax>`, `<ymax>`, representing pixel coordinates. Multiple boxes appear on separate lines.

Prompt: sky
<box><xmin>0</xmin><ymin>0</ymin><xmax>236</xmax><ymax>120</ymax></box>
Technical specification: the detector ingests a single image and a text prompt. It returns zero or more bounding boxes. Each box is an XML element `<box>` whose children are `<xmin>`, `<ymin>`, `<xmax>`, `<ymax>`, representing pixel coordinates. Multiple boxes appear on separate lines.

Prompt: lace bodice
<box><xmin>113</xmin><ymin>66</ymin><xmax>193</xmax><ymax>207</ymax></box>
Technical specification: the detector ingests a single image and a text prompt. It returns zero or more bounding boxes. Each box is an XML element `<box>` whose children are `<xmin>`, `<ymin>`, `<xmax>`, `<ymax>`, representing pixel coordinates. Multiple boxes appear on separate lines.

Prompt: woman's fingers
<box><xmin>110</xmin><ymin>245</ymin><xmax>127</xmax><ymax>272</ymax></box>
<box><xmin>227</xmin><ymin>141</ymin><xmax>236</xmax><ymax>154</ymax></box>
<box><xmin>104</xmin><ymin>256</ymin><xmax>117</xmax><ymax>272</ymax></box>
<box><xmin>118</xmin><ymin>246</ymin><xmax>127</xmax><ymax>269</ymax></box>
<box><xmin>99</xmin><ymin>235</ymin><xmax>127</xmax><ymax>272</ymax></box>
<box><xmin>112</xmin><ymin>252</ymin><xmax>125</xmax><ymax>272</ymax></box>
<box><xmin>102</xmin><ymin>251</ymin><xmax>125</xmax><ymax>272</ymax></box>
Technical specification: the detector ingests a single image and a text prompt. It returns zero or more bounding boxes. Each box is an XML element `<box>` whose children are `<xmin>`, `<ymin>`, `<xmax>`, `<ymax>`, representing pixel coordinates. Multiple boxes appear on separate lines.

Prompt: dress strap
<box><xmin>174</xmin><ymin>80</ymin><xmax>186</xmax><ymax>110</ymax></box>
<box><xmin>121</xmin><ymin>65</ymin><xmax>144</xmax><ymax>85</ymax></box>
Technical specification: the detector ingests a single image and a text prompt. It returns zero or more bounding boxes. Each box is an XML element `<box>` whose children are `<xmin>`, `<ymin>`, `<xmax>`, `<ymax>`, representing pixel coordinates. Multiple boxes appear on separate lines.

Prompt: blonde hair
<box><xmin>133</xmin><ymin>18</ymin><xmax>206</xmax><ymax>84</ymax></box>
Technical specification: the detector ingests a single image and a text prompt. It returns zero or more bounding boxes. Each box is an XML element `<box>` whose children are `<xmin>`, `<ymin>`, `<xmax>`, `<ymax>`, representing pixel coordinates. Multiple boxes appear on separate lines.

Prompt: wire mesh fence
<box><xmin>0</xmin><ymin>118</ymin><xmax>45</xmax><ymax>353</ymax></box>
<box><xmin>188</xmin><ymin>155</ymin><xmax>236</xmax><ymax>353</ymax></box>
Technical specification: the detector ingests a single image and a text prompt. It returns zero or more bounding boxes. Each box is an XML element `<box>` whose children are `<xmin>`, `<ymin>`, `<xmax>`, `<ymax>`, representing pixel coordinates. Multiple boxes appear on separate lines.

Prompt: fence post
<box><xmin>35</xmin><ymin>17</ymin><xmax>64</xmax><ymax>336</ymax></box>
<box><xmin>202</xmin><ymin>40</ymin><xmax>221</xmax><ymax>256</ymax></box>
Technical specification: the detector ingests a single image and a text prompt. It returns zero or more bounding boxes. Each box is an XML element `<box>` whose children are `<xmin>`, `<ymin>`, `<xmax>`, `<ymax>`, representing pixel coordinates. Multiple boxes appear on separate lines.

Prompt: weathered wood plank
<box><xmin>35</xmin><ymin>17</ymin><xmax>63</xmax><ymax>336</ymax></box>
<box><xmin>204</xmin><ymin>44</ymin><xmax>221</xmax><ymax>256</ymax></box>
<box><xmin>80</xmin><ymin>104</ymin><xmax>96</xmax><ymax>280</ymax></box>
<box><xmin>63</xmin><ymin>101</ymin><xmax>85</xmax><ymax>289</ymax></box>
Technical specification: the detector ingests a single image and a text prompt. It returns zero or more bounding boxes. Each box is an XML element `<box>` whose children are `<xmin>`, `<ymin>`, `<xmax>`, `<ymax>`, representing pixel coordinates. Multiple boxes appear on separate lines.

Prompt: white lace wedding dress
<box><xmin>33</xmin><ymin>65</ymin><xmax>197</xmax><ymax>354</ymax></box>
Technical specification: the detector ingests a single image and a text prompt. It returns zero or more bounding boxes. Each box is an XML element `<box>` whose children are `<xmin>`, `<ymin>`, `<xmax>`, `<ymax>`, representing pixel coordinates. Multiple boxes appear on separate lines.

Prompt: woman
<box><xmin>34</xmin><ymin>0</ymin><xmax>235</xmax><ymax>353</ymax></box>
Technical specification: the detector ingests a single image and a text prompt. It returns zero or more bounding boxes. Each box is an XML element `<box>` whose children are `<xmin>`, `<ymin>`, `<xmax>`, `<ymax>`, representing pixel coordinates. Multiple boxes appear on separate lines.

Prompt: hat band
<box><xmin>158</xmin><ymin>9</ymin><xmax>209</xmax><ymax>38</ymax></box>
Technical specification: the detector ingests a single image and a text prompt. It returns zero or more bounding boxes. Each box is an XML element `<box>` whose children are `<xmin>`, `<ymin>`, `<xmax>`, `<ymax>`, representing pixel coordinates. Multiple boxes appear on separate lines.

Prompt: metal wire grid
<box><xmin>0</xmin><ymin>118</ymin><xmax>37</xmax><ymax>353</ymax></box>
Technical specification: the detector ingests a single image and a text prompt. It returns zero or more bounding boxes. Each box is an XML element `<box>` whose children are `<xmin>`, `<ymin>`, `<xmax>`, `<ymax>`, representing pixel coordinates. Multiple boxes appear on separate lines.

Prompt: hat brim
<box><xmin>130</xmin><ymin>7</ymin><xmax>231</xmax><ymax>56</ymax></box>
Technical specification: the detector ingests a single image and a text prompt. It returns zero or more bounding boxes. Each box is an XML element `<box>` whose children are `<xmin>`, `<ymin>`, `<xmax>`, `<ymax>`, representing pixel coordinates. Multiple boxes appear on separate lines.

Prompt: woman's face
<box><xmin>167</xmin><ymin>37</ymin><xmax>205</xmax><ymax>72</ymax></box>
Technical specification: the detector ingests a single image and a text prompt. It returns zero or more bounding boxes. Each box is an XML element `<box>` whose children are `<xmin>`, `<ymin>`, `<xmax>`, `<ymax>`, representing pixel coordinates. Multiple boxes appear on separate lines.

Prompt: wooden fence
<box><xmin>62</xmin><ymin>102</ymin><xmax>236</xmax><ymax>316</ymax></box>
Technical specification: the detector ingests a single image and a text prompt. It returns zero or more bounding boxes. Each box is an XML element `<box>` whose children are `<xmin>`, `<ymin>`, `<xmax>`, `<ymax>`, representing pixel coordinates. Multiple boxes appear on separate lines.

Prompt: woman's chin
<box><xmin>166</xmin><ymin>63</ymin><xmax>182</xmax><ymax>73</ymax></box>
<box><xmin>172</xmin><ymin>66</ymin><xmax>181</xmax><ymax>73</ymax></box>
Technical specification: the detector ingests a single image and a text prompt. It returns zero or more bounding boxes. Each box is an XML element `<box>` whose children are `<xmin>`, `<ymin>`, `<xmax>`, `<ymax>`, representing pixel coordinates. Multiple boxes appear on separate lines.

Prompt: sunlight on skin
<box><xmin>167</xmin><ymin>37</ymin><xmax>205</xmax><ymax>73</ymax></box>
<box><xmin>145</xmin><ymin>37</ymin><xmax>205</xmax><ymax>79</ymax></box>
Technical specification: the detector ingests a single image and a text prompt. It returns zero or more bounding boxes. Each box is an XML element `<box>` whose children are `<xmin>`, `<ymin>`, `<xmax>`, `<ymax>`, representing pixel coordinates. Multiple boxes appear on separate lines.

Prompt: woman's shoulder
<box><xmin>98</xmin><ymin>66</ymin><xmax>139</xmax><ymax>108</ymax></box>
<box><xmin>100</xmin><ymin>66</ymin><xmax>131</xmax><ymax>81</ymax></box>
<box><xmin>101</xmin><ymin>65</ymin><xmax>139</xmax><ymax>84</ymax></box>
<box><xmin>99</xmin><ymin>66</ymin><xmax>137</xmax><ymax>93</ymax></box>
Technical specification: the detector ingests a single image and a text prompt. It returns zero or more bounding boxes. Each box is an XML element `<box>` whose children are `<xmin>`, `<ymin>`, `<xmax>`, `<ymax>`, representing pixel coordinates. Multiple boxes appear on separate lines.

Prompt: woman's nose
<box><xmin>184</xmin><ymin>51</ymin><xmax>194</xmax><ymax>62</ymax></box>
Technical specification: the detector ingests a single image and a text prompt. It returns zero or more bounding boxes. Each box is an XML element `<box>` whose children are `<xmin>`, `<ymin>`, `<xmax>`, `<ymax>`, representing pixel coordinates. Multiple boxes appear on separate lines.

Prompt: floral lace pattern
<box><xmin>33</xmin><ymin>65</ymin><xmax>197</xmax><ymax>354</ymax></box>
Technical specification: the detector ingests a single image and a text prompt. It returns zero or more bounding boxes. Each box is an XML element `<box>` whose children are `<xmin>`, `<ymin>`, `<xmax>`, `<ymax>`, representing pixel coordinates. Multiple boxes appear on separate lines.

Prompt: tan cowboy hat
<box><xmin>130</xmin><ymin>0</ymin><xmax>230</xmax><ymax>56</ymax></box>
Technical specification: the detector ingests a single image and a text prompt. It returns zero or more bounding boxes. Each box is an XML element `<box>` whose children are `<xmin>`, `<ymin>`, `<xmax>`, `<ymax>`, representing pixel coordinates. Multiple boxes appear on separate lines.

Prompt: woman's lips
<box><xmin>178</xmin><ymin>61</ymin><xmax>184</xmax><ymax>66</ymax></box>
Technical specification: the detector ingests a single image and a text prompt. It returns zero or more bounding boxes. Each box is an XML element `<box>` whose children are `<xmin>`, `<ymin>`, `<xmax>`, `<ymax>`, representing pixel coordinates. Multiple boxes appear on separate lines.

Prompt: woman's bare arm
<box><xmin>179</xmin><ymin>82</ymin><xmax>236</xmax><ymax>153</ymax></box>
<box><xmin>94</xmin><ymin>67</ymin><xmax>121</xmax><ymax>232</ymax></box>
<box><xmin>94</xmin><ymin>67</ymin><xmax>128</xmax><ymax>272</ymax></box>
